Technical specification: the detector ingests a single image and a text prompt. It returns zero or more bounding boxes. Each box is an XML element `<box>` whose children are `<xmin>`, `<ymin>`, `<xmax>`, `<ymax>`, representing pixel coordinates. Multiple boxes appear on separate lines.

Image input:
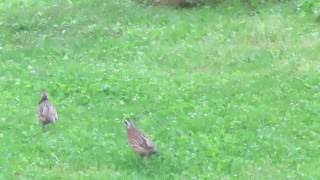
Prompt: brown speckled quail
<box><xmin>38</xmin><ymin>91</ymin><xmax>58</xmax><ymax>127</ymax></box>
<box><xmin>124</xmin><ymin>119</ymin><xmax>157</xmax><ymax>157</ymax></box>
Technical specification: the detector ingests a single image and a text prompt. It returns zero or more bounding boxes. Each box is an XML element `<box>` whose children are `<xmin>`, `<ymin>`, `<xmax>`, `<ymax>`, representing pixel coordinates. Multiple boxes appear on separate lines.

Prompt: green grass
<box><xmin>0</xmin><ymin>0</ymin><xmax>319</xmax><ymax>178</ymax></box>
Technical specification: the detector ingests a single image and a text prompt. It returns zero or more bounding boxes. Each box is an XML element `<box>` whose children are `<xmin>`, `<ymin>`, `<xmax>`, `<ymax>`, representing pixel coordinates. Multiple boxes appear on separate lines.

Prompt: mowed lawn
<box><xmin>0</xmin><ymin>0</ymin><xmax>319</xmax><ymax>178</ymax></box>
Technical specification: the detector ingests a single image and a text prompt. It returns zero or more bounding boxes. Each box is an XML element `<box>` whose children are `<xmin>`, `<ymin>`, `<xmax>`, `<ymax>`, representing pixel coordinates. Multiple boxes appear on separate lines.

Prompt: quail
<box><xmin>38</xmin><ymin>91</ymin><xmax>58</xmax><ymax>127</ymax></box>
<box><xmin>124</xmin><ymin>119</ymin><xmax>157</xmax><ymax>157</ymax></box>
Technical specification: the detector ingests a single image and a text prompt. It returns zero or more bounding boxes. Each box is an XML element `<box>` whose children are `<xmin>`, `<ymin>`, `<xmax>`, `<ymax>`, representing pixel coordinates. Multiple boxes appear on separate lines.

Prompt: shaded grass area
<box><xmin>0</xmin><ymin>0</ymin><xmax>320</xmax><ymax>178</ymax></box>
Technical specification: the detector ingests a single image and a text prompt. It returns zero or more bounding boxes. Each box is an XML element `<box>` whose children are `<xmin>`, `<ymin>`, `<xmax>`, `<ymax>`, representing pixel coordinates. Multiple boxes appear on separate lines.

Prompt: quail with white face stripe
<box><xmin>124</xmin><ymin>119</ymin><xmax>157</xmax><ymax>157</ymax></box>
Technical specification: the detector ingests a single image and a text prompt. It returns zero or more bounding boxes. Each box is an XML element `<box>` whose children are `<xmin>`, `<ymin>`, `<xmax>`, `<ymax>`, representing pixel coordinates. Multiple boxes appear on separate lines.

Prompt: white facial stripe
<box><xmin>124</xmin><ymin>120</ymin><xmax>130</xmax><ymax>127</ymax></box>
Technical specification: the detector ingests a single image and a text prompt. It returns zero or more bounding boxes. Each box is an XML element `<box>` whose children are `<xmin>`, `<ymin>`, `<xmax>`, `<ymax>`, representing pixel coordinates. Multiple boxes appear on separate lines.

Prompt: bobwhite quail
<box><xmin>38</xmin><ymin>91</ymin><xmax>58</xmax><ymax>127</ymax></box>
<box><xmin>124</xmin><ymin>119</ymin><xmax>157</xmax><ymax>157</ymax></box>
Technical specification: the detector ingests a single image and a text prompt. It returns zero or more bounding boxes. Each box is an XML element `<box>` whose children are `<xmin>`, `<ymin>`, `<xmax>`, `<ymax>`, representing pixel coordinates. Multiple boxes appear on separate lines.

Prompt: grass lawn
<box><xmin>0</xmin><ymin>0</ymin><xmax>319</xmax><ymax>178</ymax></box>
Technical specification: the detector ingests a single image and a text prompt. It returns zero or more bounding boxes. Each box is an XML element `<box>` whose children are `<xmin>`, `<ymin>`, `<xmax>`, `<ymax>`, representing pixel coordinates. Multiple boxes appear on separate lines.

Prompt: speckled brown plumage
<box><xmin>124</xmin><ymin>120</ymin><xmax>157</xmax><ymax>157</ymax></box>
<box><xmin>38</xmin><ymin>91</ymin><xmax>58</xmax><ymax>126</ymax></box>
